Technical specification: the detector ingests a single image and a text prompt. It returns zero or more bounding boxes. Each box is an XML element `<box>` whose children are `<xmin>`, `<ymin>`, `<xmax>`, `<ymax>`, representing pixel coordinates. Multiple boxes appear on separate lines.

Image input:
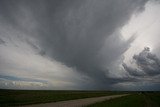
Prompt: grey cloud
<box><xmin>0</xmin><ymin>75</ymin><xmax>47</xmax><ymax>83</ymax></box>
<box><xmin>0</xmin><ymin>38</ymin><xmax>5</xmax><ymax>45</ymax></box>
<box><xmin>25</xmin><ymin>39</ymin><xmax>46</xmax><ymax>56</ymax></box>
<box><xmin>99</xmin><ymin>32</ymin><xmax>136</xmax><ymax>67</ymax></box>
<box><xmin>122</xmin><ymin>63</ymin><xmax>145</xmax><ymax>76</ymax></box>
<box><xmin>0</xmin><ymin>0</ymin><xmax>149</xmax><ymax>89</ymax></box>
<box><xmin>123</xmin><ymin>47</ymin><xmax>160</xmax><ymax>77</ymax></box>
<box><xmin>33</xmin><ymin>0</ymin><xmax>148</xmax><ymax>88</ymax></box>
<box><xmin>0</xmin><ymin>75</ymin><xmax>48</xmax><ymax>89</ymax></box>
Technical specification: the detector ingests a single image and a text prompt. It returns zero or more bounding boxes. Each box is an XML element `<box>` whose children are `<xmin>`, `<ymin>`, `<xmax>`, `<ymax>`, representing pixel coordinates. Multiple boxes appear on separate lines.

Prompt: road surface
<box><xmin>22</xmin><ymin>94</ymin><xmax>129</xmax><ymax>107</ymax></box>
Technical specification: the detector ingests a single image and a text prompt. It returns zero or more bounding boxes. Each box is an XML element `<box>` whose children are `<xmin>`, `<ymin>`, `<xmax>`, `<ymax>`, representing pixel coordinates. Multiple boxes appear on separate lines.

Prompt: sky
<box><xmin>0</xmin><ymin>0</ymin><xmax>160</xmax><ymax>91</ymax></box>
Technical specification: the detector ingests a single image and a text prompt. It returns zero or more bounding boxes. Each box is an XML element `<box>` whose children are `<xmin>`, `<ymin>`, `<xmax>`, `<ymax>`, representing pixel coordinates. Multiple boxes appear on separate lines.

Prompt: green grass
<box><xmin>0</xmin><ymin>89</ymin><xmax>125</xmax><ymax>107</ymax></box>
<box><xmin>88</xmin><ymin>92</ymin><xmax>160</xmax><ymax>107</ymax></box>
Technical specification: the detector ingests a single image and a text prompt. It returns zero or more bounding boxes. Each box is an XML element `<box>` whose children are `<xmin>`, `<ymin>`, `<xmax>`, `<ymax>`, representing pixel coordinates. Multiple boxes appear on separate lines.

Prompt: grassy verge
<box><xmin>87</xmin><ymin>92</ymin><xmax>160</xmax><ymax>107</ymax></box>
<box><xmin>0</xmin><ymin>89</ymin><xmax>125</xmax><ymax>106</ymax></box>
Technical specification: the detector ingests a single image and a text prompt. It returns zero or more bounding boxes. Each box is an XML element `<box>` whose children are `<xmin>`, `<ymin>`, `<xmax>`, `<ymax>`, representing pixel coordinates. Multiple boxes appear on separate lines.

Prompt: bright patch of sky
<box><xmin>121</xmin><ymin>1</ymin><xmax>160</xmax><ymax>64</ymax></box>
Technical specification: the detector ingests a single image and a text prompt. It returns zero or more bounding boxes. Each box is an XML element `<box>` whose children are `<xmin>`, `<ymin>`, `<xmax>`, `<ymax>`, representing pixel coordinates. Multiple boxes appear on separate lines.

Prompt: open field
<box><xmin>0</xmin><ymin>89</ymin><xmax>126</xmax><ymax>107</ymax></box>
<box><xmin>1</xmin><ymin>90</ymin><xmax>159</xmax><ymax>107</ymax></box>
<box><xmin>88</xmin><ymin>92</ymin><xmax>160</xmax><ymax>107</ymax></box>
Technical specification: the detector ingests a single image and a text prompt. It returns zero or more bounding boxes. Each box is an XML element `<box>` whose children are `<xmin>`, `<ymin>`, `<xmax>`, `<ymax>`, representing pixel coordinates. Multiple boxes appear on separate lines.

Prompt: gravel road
<box><xmin>22</xmin><ymin>94</ymin><xmax>129</xmax><ymax>107</ymax></box>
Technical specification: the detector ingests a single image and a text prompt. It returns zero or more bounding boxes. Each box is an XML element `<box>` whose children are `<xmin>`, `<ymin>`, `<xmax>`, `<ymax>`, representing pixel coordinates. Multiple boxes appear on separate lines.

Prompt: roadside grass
<box><xmin>87</xmin><ymin>92</ymin><xmax>160</xmax><ymax>107</ymax></box>
<box><xmin>0</xmin><ymin>89</ymin><xmax>125</xmax><ymax>107</ymax></box>
<box><xmin>144</xmin><ymin>92</ymin><xmax>160</xmax><ymax>107</ymax></box>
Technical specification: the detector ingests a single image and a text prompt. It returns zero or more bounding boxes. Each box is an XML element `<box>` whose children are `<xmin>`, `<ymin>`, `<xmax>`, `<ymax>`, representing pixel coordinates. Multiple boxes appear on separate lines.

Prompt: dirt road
<box><xmin>22</xmin><ymin>94</ymin><xmax>129</xmax><ymax>107</ymax></box>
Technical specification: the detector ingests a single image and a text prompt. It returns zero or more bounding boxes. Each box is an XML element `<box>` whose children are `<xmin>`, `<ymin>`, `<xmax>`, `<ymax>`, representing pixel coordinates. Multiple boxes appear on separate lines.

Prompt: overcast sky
<box><xmin>0</xmin><ymin>0</ymin><xmax>160</xmax><ymax>91</ymax></box>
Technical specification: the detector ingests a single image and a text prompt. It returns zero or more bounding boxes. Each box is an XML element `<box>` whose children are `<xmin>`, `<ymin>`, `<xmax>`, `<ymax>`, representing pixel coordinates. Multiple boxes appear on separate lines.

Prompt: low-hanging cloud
<box><xmin>123</xmin><ymin>47</ymin><xmax>160</xmax><ymax>77</ymax></box>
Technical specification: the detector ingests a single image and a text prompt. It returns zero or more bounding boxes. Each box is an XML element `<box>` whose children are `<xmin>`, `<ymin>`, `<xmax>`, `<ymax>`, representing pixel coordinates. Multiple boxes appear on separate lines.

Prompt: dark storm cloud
<box><xmin>33</xmin><ymin>0</ymin><xmax>148</xmax><ymax>88</ymax></box>
<box><xmin>122</xmin><ymin>63</ymin><xmax>145</xmax><ymax>76</ymax></box>
<box><xmin>123</xmin><ymin>47</ymin><xmax>160</xmax><ymax>77</ymax></box>
<box><xmin>0</xmin><ymin>0</ymin><xmax>149</xmax><ymax>89</ymax></box>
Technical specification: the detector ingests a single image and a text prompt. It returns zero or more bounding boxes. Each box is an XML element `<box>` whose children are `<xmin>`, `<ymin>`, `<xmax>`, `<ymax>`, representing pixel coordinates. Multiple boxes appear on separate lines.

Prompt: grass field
<box><xmin>0</xmin><ymin>89</ymin><xmax>125</xmax><ymax>107</ymax></box>
<box><xmin>1</xmin><ymin>90</ymin><xmax>159</xmax><ymax>107</ymax></box>
<box><xmin>88</xmin><ymin>92</ymin><xmax>160</xmax><ymax>107</ymax></box>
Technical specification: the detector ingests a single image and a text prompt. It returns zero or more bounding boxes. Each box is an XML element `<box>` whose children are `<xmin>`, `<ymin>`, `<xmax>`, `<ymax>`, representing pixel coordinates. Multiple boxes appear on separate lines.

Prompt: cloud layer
<box><xmin>1</xmin><ymin>0</ymin><xmax>160</xmax><ymax>90</ymax></box>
